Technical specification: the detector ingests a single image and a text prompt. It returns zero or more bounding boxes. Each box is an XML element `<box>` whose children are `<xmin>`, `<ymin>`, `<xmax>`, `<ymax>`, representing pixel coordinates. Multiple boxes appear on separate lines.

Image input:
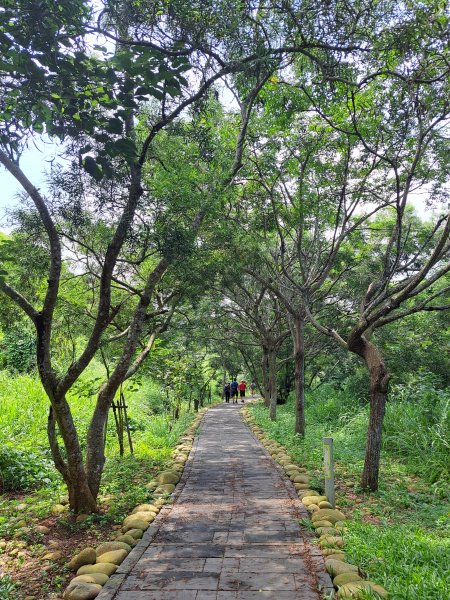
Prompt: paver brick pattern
<box><xmin>111</xmin><ymin>403</ymin><xmax>328</xmax><ymax>599</ymax></box>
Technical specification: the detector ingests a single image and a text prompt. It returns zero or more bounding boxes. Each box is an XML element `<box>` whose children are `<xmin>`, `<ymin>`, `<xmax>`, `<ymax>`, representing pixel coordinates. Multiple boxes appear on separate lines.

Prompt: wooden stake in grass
<box><xmin>323</xmin><ymin>437</ymin><xmax>335</xmax><ymax>508</ymax></box>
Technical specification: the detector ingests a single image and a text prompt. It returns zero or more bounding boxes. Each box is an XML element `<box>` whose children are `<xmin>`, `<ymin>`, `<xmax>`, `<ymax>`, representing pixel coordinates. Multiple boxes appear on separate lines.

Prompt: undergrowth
<box><xmin>249</xmin><ymin>385</ymin><xmax>450</xmax><ymax>600</ymax></box>
<box><xmin>0</xmin><ymin>575</ymin><xmax>18</xmax><ymax>599</ymax></box>
<box><xmin>0</xmin><ymin>368</ymin><xmax>198</xmax><ymax>493</ymax></box>
<box><xmin>0</xmin><ymin>368</ymin><xmax>202</xmax><ymax>538</ymax></box>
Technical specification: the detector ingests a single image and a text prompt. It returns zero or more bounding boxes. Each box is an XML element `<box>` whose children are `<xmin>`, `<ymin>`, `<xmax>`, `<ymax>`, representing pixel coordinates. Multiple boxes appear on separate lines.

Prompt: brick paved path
<box><xmin>99</xmin><ymin>403</ymin><xmax>332</xmax><ymax>600</ymax></box>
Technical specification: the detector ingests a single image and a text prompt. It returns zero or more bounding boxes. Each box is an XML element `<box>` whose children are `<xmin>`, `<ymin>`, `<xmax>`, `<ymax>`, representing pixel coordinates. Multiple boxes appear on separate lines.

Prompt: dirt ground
<box><xmin>0</xmin><ymin>508</ymin><xmax>114</xmax><ymax>599</ymax></box>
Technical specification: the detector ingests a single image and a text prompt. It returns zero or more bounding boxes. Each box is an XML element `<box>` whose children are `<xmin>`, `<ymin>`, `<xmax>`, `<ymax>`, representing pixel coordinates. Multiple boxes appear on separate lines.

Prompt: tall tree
<box><xmin>0</xmin><ymin>1</ymin><xmax>272</xmax><ymax>509</ymax></box>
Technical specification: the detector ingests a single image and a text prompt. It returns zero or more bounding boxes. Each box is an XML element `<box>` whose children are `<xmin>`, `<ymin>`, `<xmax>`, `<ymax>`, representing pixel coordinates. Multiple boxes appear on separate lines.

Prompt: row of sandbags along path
<box><xmin>97</xmin><ymin>402</ymin><xmax>334</xmax><ymax>600</ymax></box>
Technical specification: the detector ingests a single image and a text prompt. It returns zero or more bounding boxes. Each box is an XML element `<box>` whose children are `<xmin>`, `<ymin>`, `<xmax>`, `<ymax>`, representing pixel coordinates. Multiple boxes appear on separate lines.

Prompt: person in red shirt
<box><xmin>238</xmin><ymin>380</ymin><xmax>247</xmax><ymax>403</ymax></box>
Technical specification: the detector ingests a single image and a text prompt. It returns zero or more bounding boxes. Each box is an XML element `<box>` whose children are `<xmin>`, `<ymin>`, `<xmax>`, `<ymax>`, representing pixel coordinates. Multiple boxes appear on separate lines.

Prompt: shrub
<box><xmin>0</xmin><ymin>445</ymin><xmax>56</xmax><ymax>493</ymax></box>
<box><xmin>1</xmin><ymin>326</ymin><xmax>36</xmax><ymax>373</ymax></box>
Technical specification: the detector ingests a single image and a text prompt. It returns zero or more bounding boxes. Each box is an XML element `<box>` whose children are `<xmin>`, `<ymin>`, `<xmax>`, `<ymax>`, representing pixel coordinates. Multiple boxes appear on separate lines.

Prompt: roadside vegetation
<box><xmin>0</xmin><ymin>364</ymin><xmax>216</xmax><ymax>598</ymax></box>
<box><xmin>0</xmin><ymin>1</ymin><xmax>449</xmax><ymax>598</ymax></box>
<box><xmin>248</xmin><ymin>375</ymin><xmax>449</xmax><ymax>600</ymax></box>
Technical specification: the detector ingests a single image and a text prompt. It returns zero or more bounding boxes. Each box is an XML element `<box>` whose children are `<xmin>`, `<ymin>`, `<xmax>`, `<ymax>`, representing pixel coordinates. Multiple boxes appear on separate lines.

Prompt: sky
<box><xmin>0</xmin><ymin>138</ymin><xmax>65</xmax><ymax>228</ymax></box>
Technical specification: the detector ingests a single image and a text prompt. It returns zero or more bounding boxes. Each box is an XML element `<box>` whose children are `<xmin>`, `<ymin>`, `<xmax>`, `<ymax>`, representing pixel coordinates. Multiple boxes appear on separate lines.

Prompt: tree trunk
<box><xmin>292</xmin><ymin>313</ymin><xmax>306</xmax><ymax>436</ymax></box>
<box><xmin>84</xmin><ymin>258</ymin><xmax>170</xmax><ymax>501</ymax></box>
<box><xmin>85</xmin><ymin>390</ymin><xmax>111</xmax><ymax>500</ymax></box>
<box><xmin>47</xmin><ymin>400</ymin><xmax>97</xmax><ymax>513</ymax></box>
<box><xmin>222</xmin><ymin>368</ymin><xmax>227</xmax><ymax>399</ymax></box>
<box><xmin>348</xmin><ymin>333</ymin><xmax>390</xmax><ymax>491</ymax></box>
<box><xmin>261</xmin><ymin>347</ymin><xmax>270</xmax><ymax>407</ymax></box>
<box><xmin>267</xmin><ymin>346</ymin><xmax>277</xmax><ymax>420</ymax></box>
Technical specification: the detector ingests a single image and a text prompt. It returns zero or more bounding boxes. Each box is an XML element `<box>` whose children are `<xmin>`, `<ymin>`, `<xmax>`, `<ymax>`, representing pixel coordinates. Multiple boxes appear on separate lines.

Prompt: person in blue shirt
<box><xmin>230</xmin><ymin>379</ymin><xmax>239</xmax><ymax>404</ymax></box>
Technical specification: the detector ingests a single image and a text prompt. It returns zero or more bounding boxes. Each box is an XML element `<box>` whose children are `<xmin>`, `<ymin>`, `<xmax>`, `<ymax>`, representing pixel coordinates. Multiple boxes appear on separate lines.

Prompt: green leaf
<box><xmin>112</xmin><ymin>138</ymin><xmax>137</xmax><ymax>159</ymax></box>
<box><xmin>83</xmin><ymin>156</ymin><xmax>103</xmax><ymax>181</ymax></box>
<box><xmin>106</xmin><ymin>118</ymin><xmax>123</xmax><ymax>134</ymax></box>
<box><xmin>165</xmin><ymin>85</ymin><xmax>181</xmax><ymax>98</ymax></box>
<box><xmin>135</xmin><ymin>86</ymin><xmax>151</xmax><ymax>96</ymax></box>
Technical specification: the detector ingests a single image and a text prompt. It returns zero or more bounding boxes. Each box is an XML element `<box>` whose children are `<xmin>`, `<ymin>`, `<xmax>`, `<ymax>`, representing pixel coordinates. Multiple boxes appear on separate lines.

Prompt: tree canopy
<box><xmin>0</xmin><ymin>0</ymin><xmax>449</xmax><ymax>513</ymax></box>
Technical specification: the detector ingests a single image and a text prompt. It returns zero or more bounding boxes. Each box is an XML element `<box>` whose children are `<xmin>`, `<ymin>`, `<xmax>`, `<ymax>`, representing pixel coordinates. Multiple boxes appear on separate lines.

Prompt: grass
<box><xmin>0</xmin><ymin>367</ymin><xmax>211</xmax><ymax>598</ymax></box>
<box><xmin>344</xmin><ymin>521</ymin><xmax>449</xmax><ymax>600</ymax></box>
<box><xmin>0</xmin><ymin>367</ymin><xmax>199</xmax><ymax>496</ymax></box>
<box><xmin>0</xmin><ymin>575</ymin><xmax>18</xmax><ymax>599</ymax></box>
<box><xmin>0</xmin><ymin>367</ymin><xmax>207</xmax><ymax>558</ymax></box>
<box><xmin>248</xmin><ymin>387</ymin><xmax>450</xmax><ymax>600</ymax></box>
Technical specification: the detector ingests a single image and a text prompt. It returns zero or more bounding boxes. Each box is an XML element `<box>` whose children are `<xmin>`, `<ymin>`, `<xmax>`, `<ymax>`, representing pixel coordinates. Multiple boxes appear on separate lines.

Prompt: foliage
<box><xmin>381</xmin><ymin>310</ymin><xmax>450</xmax><ymax>387</ymax></box>
<box><xmin>251</xmin><ymin>380</ymin><xmax>450</xmax><ymax>492</ymax></box>
<box><xmin>0</xmin><ymin>0</ymin><xmax>191</xmax><ymax>173</ymax></box>
<box><xmin>0</xmin><ymin>575</ymin><xmax>18</xmax><ymax>599</ymax></box>
<box><xmin>0</xmin><ymin>445</ymin><xmax>56</xmax><ymax>493</ymax></box>
<box><xmin>0</xmin><ymin>367</ymin><xmax>202</xmax><ymax>537</ymax></box>
<box><xmin>249</xmin><ymin>391</ymin><xmax>449</xmax><ymax>599</ymax></box>
<box><xmin>383</xmin><ymin>375</ymin><xmax>450</xmax><ymax>485</ymax></box>
<box><xmin>0</xmin><ymin>366</ymin><xmax>202</xmax><ymax>493</ymax></box>
<box><xmin>0</xmin><ymin>371</ymin><xmax>50</xmax><ymax>447</ymax></box>
<box><xmin>0</xmin><ymin>325</ymin><xmax>36</xmax><ymax>373</ymax></box>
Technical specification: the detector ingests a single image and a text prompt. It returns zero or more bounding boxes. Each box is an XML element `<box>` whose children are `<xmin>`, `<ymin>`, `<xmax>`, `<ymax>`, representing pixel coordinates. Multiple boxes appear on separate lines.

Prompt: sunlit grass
<box><xmin>249</xmin><ymin>392</ymin><xmax>450</xmax><ymax>600</ymax></box>
<box><xmin>0</xmin><ymin>367</ymin><xmax>200</xmax><ymax>535</ymax></box>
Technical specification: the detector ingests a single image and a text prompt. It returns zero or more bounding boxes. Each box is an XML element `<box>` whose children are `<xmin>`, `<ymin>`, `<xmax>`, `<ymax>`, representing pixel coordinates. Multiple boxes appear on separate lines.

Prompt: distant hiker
<box><xmin>224</xmin><ymin>382</ymin><xmax>231</xmax><ymax>403</ymax></box>
<box><xmin>239</xmin><ymin>380</ymin><xmax>247</xmax><ymax>403</ymax></box>
<box><xmin>250</xmin><ymin>380</ymin><xmax>256</xmax><ymax>396</ymax></box>
<box><xmin>230</xmin><ymin>379</ymin><xmax>239</xmax><ymax>403</ymax></box>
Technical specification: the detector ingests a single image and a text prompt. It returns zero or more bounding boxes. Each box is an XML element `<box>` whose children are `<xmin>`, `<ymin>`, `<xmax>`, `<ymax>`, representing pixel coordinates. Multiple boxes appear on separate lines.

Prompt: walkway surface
<box><xmin>98</xmin><ymin>403</ymin><xmax>333</xmax><ymax>600</ymax></box>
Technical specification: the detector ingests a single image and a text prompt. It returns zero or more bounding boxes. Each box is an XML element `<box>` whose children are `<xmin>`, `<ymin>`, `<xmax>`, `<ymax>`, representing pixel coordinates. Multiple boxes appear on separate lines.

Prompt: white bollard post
<box><xmin>323</xmin><ymin>437</ymin><xmax>335</xmax><ymax>508</ymax></box>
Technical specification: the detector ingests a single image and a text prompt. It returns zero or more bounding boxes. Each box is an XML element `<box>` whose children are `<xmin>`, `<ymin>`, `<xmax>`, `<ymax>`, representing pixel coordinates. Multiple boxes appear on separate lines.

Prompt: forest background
<box><xmin>0</xmin><ymin>1</ymin><xmax>449</xmax><ymax>598</ymax></box>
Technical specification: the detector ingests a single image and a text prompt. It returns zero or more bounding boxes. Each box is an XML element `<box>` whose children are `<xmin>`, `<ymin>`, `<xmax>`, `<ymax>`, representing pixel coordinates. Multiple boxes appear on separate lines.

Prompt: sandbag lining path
<box><xmin>97</xmin><ymin>402</ymin><xmax>333</xmax><ymax>600</ymax></box>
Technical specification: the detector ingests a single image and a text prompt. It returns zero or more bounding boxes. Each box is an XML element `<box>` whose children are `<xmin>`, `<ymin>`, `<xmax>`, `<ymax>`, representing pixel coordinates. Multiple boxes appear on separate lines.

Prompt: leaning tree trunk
<box><xmin>47</xmin><ymin>401</ymin><xmax>97</xmax><ymax>513</ymax></box>
<box><xmin>267</xmin><ymin>346</ymin><xmax>278</xmax><ymax>420</ymax></box>
<box><xmin>348</xmin><ymin>333</ymin><xmax>390</xmax><ymax>491</ymax></box>
<box><xmin>261</xmin><ymin>347</ymin><xmax>270</xmax><ymax>407</ymax></box>
<box><xmin>85</xmin><ymin>256</ymin><xmax>170</xmax><ymax>502</ymax></box>
<box><xmin>292</xmin><ymin>313</ymin><xmax>306</xmax><ymax>436</ymax></box>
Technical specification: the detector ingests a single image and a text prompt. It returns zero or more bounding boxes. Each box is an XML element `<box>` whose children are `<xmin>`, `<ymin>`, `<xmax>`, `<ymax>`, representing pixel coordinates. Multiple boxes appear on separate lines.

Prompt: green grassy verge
<box><xmin>248</xmin><ymin>391</ymin><xmax>449</xmax><ymax>600</ymax></box>
<box><xmin>0</xmin><ymin>369</ymin><xmax>201</xmax><ymax>526</ymax></box>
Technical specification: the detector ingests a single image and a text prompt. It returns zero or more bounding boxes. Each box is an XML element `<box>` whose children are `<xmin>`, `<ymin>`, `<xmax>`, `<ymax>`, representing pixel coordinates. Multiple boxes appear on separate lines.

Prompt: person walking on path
<box><xmin>250</xmin><ymin>380</ymin><xmax>256</xmax><ymax>397</ymax></box>
<box><xmin>223</xmin><ymin>382</ymin><xmax>231</xmax><ymax>403</ymax></box>
<box><xmin>230</xmin><ymin>378</ymin><xmax>239</xmax><ymax>403</ymax></box>
<box><xmin>238</xmin><ymin>379</ymin><xmax>247</xmax><ymax>403</ymax></box>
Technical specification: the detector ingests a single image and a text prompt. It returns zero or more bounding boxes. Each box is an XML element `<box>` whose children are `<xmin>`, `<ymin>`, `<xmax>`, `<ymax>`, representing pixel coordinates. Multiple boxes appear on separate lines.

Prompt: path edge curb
<box><xmin>239</xmin><ymin>404</ymin><xmax>335</xmax><ymax>599</ymax></box>
<box><xmin>95</xmin><ymin>409</ymin><xmax>207</xmax><ymax>600</ymax></box>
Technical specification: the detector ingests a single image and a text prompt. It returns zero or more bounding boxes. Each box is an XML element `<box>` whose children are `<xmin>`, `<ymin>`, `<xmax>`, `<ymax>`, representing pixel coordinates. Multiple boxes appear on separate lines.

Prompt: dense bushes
<box><xmin>383</xmin><ymin>376</ymin><xmax>450</xmax><ymax>486</ymax></box>
<box><xmin>0</xmin><ymin>326</ymin><xmax>36</xmax><ymax>373</ymax></box>
<box><xmin>0</xmin><ymin>446</ymin><xmax>56</xmax><ymax>493</ymax></box>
